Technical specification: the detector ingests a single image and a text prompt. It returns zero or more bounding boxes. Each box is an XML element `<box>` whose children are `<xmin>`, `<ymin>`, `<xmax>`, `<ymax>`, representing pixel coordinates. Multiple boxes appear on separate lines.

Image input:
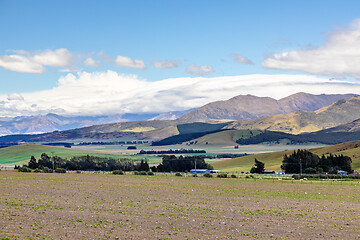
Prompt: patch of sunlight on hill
<box><xmin>297</xmin><ymin>124</ymin><xmax>321</xmax><ymax>134</ymax></box>
<box><xmin>122</xmin><ymin>127</ymin><xmax>156</xmax><ymax>132</ymax></box>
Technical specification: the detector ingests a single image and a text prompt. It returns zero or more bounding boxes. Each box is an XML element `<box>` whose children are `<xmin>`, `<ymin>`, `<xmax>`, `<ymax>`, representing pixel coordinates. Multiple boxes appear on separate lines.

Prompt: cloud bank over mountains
<box><xmin>0</xmin><ymin>71</ymin><xmax>359</xmax><ymax>117</ymax></box>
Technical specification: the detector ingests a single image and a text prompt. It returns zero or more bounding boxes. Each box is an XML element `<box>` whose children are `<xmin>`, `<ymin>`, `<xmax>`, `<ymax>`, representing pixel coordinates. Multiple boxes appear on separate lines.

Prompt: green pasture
<box><xmin>0</xmin><ymin>144</ymin><xmax>159</xmax><ymax>165</ymax></box>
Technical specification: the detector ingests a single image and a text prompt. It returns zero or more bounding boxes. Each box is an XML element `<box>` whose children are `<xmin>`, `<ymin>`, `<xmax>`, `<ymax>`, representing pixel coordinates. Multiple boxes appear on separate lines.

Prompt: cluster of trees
<box><xmin>77</xmin><ymin>141</ymin><xmax>147</xmax><ymax>146</ymax></box>
<box><xmin>138</xmin><ymin>149</ymin><xmax>206</xmax><ymax>154</ymax></box>
<box><xmin>250</xmin><ymin>159</ymin><xmax>265</xmax><ymax>174</ymax></box>
<box><xmin>152</xmin><ymin>155</ymin><xmax>213</xmax><ymax>172</ymax></box>
<box><xmin>26</xmin><ymin>153</ymin><xmax>150</xmax><ymax>172</ymax></box>
<box><xmin>281</xmin><ymin>150</ymin><xmax>353</xmax><ymax>174</ymax></box>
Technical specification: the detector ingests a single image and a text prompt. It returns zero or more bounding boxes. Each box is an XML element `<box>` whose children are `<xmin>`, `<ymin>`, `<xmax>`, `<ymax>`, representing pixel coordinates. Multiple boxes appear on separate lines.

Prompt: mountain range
<box><xmin>0</xmin><ymin>92</ymin><xmax>356</xmax><ymax>136</ymax></box>
<box><xmin>178</xmin><ymin>92</ymin><xmax>357</xmax><ymax>121</ymax></box>
<box><xmin>1</xmin><ymin>92</ymin><xmax>359</xmax><ymax>144</ymax></box>
<box><xmin>226</xmin><ymin>96</ymin><xmax>360</xmax><ymax>134</ymax></box>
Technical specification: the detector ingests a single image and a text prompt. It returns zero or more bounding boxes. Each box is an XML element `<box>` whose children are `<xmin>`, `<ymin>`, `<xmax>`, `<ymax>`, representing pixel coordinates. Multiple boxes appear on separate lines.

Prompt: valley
<box><xmin>1</xmin><ymin>92</ymin><xmax>360</xmax><ymax>174</ymax></box>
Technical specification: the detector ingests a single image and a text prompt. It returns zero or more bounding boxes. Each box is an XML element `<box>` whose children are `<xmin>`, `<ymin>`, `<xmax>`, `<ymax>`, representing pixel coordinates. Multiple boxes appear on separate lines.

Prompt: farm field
<box><xmin>0</xmin><ymin>143</ymin><xmax>325</xmax><ymax>167</ymax></box>
<box><xmin>75</xmin><ymin>143</ymin><xmax>325</xmax><ymax>165</ymax></box>
<box><xmin>0</xmin><ymin>144</ymin><xmax>156</xmax><ymax>166</ymax></box>
<box><xmin>0</xmin><ymin>171</ymin><xmax>359</xmax><ymax>239</ymax></box>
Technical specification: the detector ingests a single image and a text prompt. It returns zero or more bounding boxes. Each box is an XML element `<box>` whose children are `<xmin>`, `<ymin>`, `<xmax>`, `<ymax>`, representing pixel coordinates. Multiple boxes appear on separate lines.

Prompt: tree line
<box><xmin>281</xmin><ymin>149</ymin><xmax>353</xmax><ymax>174</ymax></box>
<box><xmin>23</xmin><ymin>153</ymin><xmax>213</xmax><ymax>173</ymax></box>
<box><xmin>153</xmin><ymin>155</ymin><xmax>213</xmax><ymax>172</ymax></box>
<box><xmin>26</xmin><ymin>153</ymin><xmax>150</xmax><ymax>172</ymax></box>
<box><xmin>138</xmin><ymin>149</ymin><xmax>206</xmax><ymax>154</ymax></box>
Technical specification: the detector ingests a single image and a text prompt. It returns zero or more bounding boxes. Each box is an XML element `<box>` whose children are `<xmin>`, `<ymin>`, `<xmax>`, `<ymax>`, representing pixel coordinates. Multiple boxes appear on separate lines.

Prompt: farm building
<box><xmin>190</xmin><ymin>169</ymin><xmax>210</xmax><ymax>174</ymax></box>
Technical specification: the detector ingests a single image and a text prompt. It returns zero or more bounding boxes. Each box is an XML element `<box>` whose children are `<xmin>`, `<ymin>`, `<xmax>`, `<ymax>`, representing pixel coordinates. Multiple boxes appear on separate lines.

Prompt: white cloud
<box><xmin>262</xmin><ymin>19</ymin><xmax>360</xmax><ymax>79</ymax></box>
<box><xmin>32</xmin><ymin>48</ymin><xmax>73</xmax><ymax>67</ymax></box>
<box><xmin>152</xmin><ymin>60</ymin><xmax>181</xmax><ymax>69</ymax></box>
<box><xmin>186</xmin><ymin>64</ymin><xmax>214</xmax><ymax>75</ymax></box>
<box><xmin>115</xmin><ymin>55</ymin><xmax>146</xmax><ymax>69</ymax></box>
<box><xmin>0</xmin><ymin>71</ymin><xmax>359</xmax><ymax>117</ymax></box>
<box><xmin>230</xmin><ymin>53</ymin><xmax>254</xmax><ymax>64</ymax></box>
<box><xmin>84</xmin><ymin>57</ymin><xmax>100</xmax><ymax>67</ymax></box>
<box><xmin>0</xmin><ymin>48</ymin><xmax>73</xmax><ymax>74</ymax></box>
<box><xmin>0</xmin><ymin>54</ymin><xmax>44</xmax><ymax>73</ymax></box>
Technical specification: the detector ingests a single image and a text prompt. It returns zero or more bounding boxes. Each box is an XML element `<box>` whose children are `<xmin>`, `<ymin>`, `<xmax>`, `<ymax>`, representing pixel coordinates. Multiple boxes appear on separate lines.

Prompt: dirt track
<box><xmin>0</xmin><ymin>171</ymin><xmax>359</xmax><ymax>239</ymax></box>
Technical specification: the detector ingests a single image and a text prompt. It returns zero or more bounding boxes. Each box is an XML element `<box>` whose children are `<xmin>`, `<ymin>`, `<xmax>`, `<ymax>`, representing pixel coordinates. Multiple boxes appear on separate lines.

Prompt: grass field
<box><xmin>0</xmin><ymin>144</ymin><xmax>151</xmax><ymax>165</ymax></box>
<box><xmin>212</xmin><ymin>140</ymin><xmax>360</xmax><ymax>173</ymax></box>
<box><xmin>0</xmin><ymin>171</ymin><xmax>359</xmax><ymax>239</ymax></box>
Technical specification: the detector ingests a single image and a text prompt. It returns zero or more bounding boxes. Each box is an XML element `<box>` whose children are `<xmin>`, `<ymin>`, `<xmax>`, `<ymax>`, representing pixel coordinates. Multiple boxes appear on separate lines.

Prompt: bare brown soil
<box><xmin>0</xmin><ymin>171</ymin><xmax>359</xmax><ymax>239</ymax></box>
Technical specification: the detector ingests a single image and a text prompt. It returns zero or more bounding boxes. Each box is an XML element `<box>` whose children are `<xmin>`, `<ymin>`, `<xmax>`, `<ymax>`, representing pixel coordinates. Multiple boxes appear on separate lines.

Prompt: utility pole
<box><xmin>299</xmin><ymin>160</ymin><xmax>302</xmax><ymax>176</ymax></box>
<box><xmin>194</xmin><ymin>158</ymin><xmax>197</xmax><ymax>176</ymax></box>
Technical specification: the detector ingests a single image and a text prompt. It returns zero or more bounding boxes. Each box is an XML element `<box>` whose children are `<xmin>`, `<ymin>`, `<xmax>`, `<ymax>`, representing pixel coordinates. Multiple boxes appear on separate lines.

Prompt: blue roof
<box><xmin>190</xmin><ymin>169</ymin><xmax>210</xmax><ymax>173</ymax></box>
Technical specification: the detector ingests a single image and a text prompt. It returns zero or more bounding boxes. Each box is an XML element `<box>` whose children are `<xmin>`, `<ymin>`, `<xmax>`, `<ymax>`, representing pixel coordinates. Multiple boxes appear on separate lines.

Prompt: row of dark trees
<box><xmin>138</xmin><ymin>149</ymin><xmax>206</xmax><ymax>154</ymax></box>
<box><xmin>26</xmin><ymin>153</ymin><xmax>213</xmax><ymax>173</ymax></box>
<box><xmin>281</xmin><ymin>150</ymin><xmax>353</xmax><ymax>174</ymax></box>
<box><xmin>27</xmin><ymin>153</ymin><xmax>150</xmax><ymax>172</ymax></box>
<box><xmin>154</xmin><ymin>155</ymin><xmax>213</xmax><ymax>172</ymax></box>
<box><xmin>77</xmin><ymin>141</ymin><xmax>147</xmax><ymax>146</ymax></box>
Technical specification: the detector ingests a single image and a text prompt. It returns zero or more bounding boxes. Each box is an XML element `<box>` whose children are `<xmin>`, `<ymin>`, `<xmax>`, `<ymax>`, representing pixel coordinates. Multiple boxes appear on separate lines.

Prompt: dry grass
<box><xmin>0</xmin><ymin>171</ymin><xmax>359</xmax><ymax>239</ymax></box>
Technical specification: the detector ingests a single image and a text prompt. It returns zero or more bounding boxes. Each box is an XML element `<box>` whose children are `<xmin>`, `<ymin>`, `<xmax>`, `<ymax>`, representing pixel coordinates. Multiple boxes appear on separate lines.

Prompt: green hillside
<box><xmin>212</xmin><ymin>140</ymin><xmax>360</xmax><ymax>172</ymax></box>
<box><xmin>0</xmin><ymin>144</ymin><xmax>125</xmax><ymax>165</ymax></box>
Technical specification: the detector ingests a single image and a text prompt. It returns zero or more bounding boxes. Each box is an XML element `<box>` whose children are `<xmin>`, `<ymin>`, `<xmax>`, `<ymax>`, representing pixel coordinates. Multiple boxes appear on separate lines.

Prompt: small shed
<box><xmin>337</xmin><ymin>170</ymin><xmax>347</xmax><ymax>175</ymax></box>
<box><xmin>190</xmin><ymin>169</ymin><xmax>210</xmax><ymax>174</ymax></box>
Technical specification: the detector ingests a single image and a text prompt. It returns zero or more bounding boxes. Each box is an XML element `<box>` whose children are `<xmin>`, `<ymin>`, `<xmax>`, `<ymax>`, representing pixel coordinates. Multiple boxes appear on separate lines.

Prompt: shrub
<box><xmin>33</xmin><ymin>168</ymin><xmax>41</xmax><ymax>173</ymax></box>
<box><xmin>175</xmin><ymin>172</ymin><xmax>182</xmax><ymax>177</ymax></box>
<box><xmin>18</xmin><ymin>166</ymin><xmax>32</xmax><ymax>172</ymax></box>
<box><xmin>147</xmin><ymin>171</ymin><xmax>154</xmax><ymax>175</ymax></box>
<box><xmin>292</xmin><ymin>175</ymin><xmax>300</xmax><ymax>180</ymax></box>
<box><xmin>134</xmin><ymin>171</ymin><xmax>147</xmax><ymax>175</ymax></box>
<box><xmin>43</xmin><ymin>167</ymin><xmax>53</xmax><ymax>173</ymax></box>
<box><xmin>245</xmin><ymin>175</ymin><xmax>250</xmax><ymax>178</ymax></box>
<box><xmin>113</xmin><ymin>170</ymin><xmax>124</xmax><ymax>175</ymax></box>
<box><xmin>76</xmin><ymin>170</ymin><xmax>81</xmax><ymax>174</ymax></box>
<box><xmin>305</xmin><ymin>167</ymin><xmax>316</xmax><ymax>174</ymax></box>
<box><xmin>231</xmin><ymin>174</ymin><xmax>237</xmax><ymax>178</ymax></box>
<box><xmin>55</xmin><ymin>168</ymin><xmax>66</xmax><ymax>173</ymax></box>
<box><xmin>217</xmin><ymin>173</ymin><xmax>228</xmax><ymax>178</ymax></box>
<box><xmin>203</xmin><ymin>173</ymin><xmax>212</xmax><ymax>178</ymax></box>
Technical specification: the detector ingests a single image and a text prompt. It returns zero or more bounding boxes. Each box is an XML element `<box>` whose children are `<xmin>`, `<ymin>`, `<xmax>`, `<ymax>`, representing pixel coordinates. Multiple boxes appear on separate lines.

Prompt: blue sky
<box><xmin>1</xmin><ymin>0</ymin><xmax>360</xmax><ymax>116</ymax></box>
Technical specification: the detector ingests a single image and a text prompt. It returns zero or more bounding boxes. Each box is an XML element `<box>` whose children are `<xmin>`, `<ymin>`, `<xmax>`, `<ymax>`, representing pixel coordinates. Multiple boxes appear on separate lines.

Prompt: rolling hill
<box><xmin>316</xmin><ymin>118</ymin><xmax>360</xmax><ymax>133</ymax></box>
<box><xmin>0</xmin><ymin>144</ymin><xmax>126</xmax><ymax>165</ymax></box>
<box><xmin>212</xmin><ymin>140</ymin><xmax>360</xmax><ymax>172</ymax></box>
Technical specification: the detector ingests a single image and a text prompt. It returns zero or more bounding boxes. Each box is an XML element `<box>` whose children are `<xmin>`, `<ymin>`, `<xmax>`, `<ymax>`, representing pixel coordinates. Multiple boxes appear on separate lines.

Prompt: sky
<box><xmin>1</xmin><ymin>0</ymin><xmax>360</xmax><ymax>117</ymax></box>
